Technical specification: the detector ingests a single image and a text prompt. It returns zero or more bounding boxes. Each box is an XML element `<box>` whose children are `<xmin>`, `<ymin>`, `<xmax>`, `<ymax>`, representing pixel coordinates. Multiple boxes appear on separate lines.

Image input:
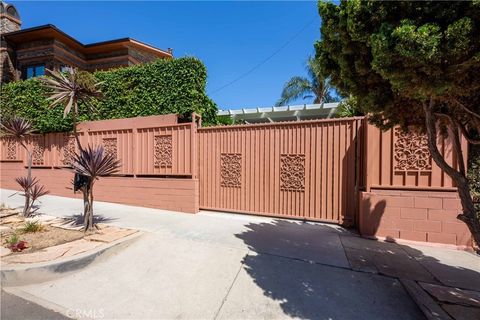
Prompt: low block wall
<box><xmin>0</xmin><ymin>162</ymin><xmax>199</xmax><ymax>213</ymax></box>
<box><xmin>358</xmin><ymin>189</ymin><xmax>472</xmax><ymax>248</ymax></box>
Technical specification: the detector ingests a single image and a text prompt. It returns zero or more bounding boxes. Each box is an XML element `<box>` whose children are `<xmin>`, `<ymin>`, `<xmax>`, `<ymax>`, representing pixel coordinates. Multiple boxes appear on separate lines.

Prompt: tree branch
<box><xmin>453</xmin><ymin>98</ymin><xmax>480</xmax><ymax>120</ymax></box>
<box><xmin>433</xmin><ymin>112</ymin><xmax>466</xmax><ymax>175</ymax></box>
<box><xmin>457</xmin><ymin>121</ymin><xmax>480</xmax><ymax>145</ymax></box>
<box><xmin>423</xmin><ymin>101</ymin><xmax>463</xmax><ymax>181</ymax></box>
<box><xmin>449</xmin><ymin>120</ymin><xmax>466</xmax><ymax>176</ymax></box>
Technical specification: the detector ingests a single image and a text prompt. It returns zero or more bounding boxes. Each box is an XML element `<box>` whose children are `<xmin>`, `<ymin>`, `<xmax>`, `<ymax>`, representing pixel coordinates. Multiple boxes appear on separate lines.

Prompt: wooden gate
<box><xmin>197</xmin><ymin>117</ymin><xmax>365</xmax><ymax>224</ymax></box>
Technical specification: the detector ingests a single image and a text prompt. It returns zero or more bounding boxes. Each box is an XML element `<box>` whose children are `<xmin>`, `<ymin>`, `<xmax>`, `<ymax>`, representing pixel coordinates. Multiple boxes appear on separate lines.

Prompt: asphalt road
<box><xmin>1</xmin><ymin>290</ymin><xmax>70</xmax><ymax>320</ymax></box>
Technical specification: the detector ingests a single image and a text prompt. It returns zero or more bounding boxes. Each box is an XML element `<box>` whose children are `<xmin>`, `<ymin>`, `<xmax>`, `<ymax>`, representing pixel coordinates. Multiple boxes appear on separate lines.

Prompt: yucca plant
<box><xmin>71</xmin><ymin>145</ymin><xmax>120</xmax><ymax>231</ymax></box>
<box><xmin>15</xmin><ymin>176</ymin><xmax>49</xmax><ymax>217</ymax></box>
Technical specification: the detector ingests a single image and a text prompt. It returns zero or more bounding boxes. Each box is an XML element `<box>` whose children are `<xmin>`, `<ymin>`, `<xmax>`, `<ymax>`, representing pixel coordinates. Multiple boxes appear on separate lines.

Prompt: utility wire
<box><xmin>209</xmin><ymin>16</ymin><xmax>317</xmax><ymax>95</ymax></box>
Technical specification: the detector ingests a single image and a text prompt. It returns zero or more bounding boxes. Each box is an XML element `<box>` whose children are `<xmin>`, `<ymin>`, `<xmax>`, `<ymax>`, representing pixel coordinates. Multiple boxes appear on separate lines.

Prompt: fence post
<box><xmin>132</xmin><ymin>127</ymin><xmax>138</xmax><ymax>177</ymax></box>
<box><xmin>191</xmin><ymin>113</ymin><xmax>198</xmax><ymax>179</ymax></box>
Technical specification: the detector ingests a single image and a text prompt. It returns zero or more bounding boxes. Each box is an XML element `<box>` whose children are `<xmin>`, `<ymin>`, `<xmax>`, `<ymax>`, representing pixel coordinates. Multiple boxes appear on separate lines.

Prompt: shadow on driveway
<box><xmin>232</xmin><ymin>219</ymin><xmax>479</xmax><ymax>320</ymax></box>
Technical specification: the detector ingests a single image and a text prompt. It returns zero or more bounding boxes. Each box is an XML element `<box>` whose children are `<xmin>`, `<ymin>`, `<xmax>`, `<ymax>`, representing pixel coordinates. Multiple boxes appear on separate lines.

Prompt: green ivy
<box><xmin>0</xmin><ymin>57</ymin><xmax>218</xmax><ymax>133</ymax></box>
<box><xmin>469</xmin><ymin>145</ymin><xmax>480</xmax><ymax>218</ymax></box>
<box><xmin>469</xmin><ymin>145</ymin><xmax>480</xmax><ymax>196</ymax></box>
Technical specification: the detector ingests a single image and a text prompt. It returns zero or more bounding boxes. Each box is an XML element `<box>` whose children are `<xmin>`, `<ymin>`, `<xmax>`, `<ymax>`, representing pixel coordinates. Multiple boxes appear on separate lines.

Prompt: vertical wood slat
<box><xmin>0</xmin><ymin>120</ymin><xmax>194</xmax><ymax>177</ymax></box>
<box><xmin>197</xmin><ymin>117</ymin><xmax>364</xmax><ymax>223</ymax></box>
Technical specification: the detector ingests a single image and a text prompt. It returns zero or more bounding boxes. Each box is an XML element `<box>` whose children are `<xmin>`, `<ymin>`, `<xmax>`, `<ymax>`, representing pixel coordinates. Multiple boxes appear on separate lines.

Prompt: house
<box><xmin>217</xmin><ymin>103</ymin><xmax>340</xmax><ymax>124</ymax></box>
<box><xmin>0</xmin><ymin>1</ymin><xmax>172</xmax><ymax>83</ymax></box>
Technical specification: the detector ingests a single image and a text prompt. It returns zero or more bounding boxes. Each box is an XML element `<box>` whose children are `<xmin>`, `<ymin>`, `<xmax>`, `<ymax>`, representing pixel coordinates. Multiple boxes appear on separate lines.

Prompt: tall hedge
<box><xmin>0</xmin><ymin>57</ymin><xmax>218</xmax><ymax>133</ymax></box>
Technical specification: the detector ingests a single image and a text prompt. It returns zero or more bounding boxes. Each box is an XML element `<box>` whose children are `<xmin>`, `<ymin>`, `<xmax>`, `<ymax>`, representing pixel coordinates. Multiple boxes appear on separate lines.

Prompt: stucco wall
<box><xmin>358</xmin><ymin>189</ymin><xmax>471</xmax><ymax>248</ymax></box>
<box><xmin>0</xmin><ymin>161</ymin><xmax>199</xmax><ymax>213</ymax></box>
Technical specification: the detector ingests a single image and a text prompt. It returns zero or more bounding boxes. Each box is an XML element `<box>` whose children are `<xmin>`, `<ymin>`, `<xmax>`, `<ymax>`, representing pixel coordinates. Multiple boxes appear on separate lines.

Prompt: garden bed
<box><xmin>1</xmin><ymin>219</ymin><xmax>85</xmax><ymax>254</ymax></box>
<box><xmin>0</xmin><ymin>206</ymin><xmax>137</xmax><ymax>263</ymax></box>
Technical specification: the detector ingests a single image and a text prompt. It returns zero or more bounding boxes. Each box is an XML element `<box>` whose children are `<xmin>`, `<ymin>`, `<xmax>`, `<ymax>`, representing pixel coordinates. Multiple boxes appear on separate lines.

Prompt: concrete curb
<box><xmin>1</xmin><ymin>231</ymin><xmax>143</xmax><ymax>287</ymax></box>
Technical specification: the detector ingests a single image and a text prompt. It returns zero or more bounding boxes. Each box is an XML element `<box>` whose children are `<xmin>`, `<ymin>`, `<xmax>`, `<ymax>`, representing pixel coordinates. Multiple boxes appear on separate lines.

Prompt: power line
<box><xmin>209</xmin><ymin>16</ymin><xmax>317</xmax><ymax>95</ymax></box>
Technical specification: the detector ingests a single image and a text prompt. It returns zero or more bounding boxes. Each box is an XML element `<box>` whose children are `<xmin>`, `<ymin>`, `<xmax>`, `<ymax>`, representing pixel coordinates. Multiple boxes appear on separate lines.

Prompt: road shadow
<box><xmin>234</xmin><ymin>219</ymin><xmax>479</xmax><ymax>319</ymax></box>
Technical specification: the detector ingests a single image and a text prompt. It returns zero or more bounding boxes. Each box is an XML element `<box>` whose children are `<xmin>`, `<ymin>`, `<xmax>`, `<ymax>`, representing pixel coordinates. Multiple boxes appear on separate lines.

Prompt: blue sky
<box><xmin>11</xmin><ymin>1</ymin><xmax>321</xmax><ymax>110</ymax></box>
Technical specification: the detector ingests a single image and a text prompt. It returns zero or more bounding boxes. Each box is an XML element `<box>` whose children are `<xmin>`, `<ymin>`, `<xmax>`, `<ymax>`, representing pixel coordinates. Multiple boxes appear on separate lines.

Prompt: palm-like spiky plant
<box><xmin>40</xmin><ymin>68</ymin><xmax>104</xmax><ymax>226</ymax></box>
<box><xmin>14</xmin><ymin>176</ymin><xmax>49</xmax><ymax>217</ymax></box>
<box><xmin>71</xmin><ymin>145</ymin><xmax>120</xmax><ymax>231</ymax></box>
<box><xmin>276</xmin><ymin>57</ymin><xmax>334</xmax><ymax>106</ymax></box>
<box><xmin>1</xmin><ymin>117</ymin><xmax>42</xmax><ymax>217</ymax></box>
<box><xmin>0</xmin><ymin>117</ymin><xmax>35</xmax><ymax>140</ymax></box>
<box><xmin>39</xmin><ymin>68</ymin><xmax>102</xmax><ymax>151</ymax></box>
<box><xmin>1</xmin><ymin>117</ymin><xmax>35</xmax><ymax>177</ymax></box>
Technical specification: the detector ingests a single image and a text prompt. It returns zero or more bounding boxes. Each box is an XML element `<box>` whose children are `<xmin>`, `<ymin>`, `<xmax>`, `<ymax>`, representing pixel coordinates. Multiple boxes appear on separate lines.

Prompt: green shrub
<box><xmin>0</xmin><ymin>57</ymin><xmax>218</xmax><ymax>133</ymax></box>
<box><xmin>19</xmin><ymin>220</ymin><xmax>44</xmax><ymax>233</ymax></box>
<box><xmin>4</xmin><ymin>233</ymin><xmax>19</xmax><ymax>246</ymax></box>
<box><xmin>215</xmin><ymin>115</ymin><xmax>235</xmax><ymax>126</ymax></box>
<box><xmin>0</xmin><ymin>79</ymin><xmax>74</xmax><ymax>132</ymax></box>
<box><xmin>469</xmin><ymin>145</ymin><xmax>480</xmax><ymax>219</ymax></box>
<box><xmin>469</xmin><ymin>145</ymin><xmax>480</xmax><ymax>195</ymax></box>
<box><xmin>335</xmin><ymin>96</ymin><xmax>363</xmax><ymax>118</ymax></box>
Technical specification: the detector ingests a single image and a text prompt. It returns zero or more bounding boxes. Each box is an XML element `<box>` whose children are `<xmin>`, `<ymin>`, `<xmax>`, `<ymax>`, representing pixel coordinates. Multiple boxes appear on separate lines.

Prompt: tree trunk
<box><xmin>423</xmin><ymin>102</ymin><xmax>480</xmax><ymax>250</ymax></box>
<box><xmin>82</xmin><ymin>186</ymin><xmax>89</xmax><ymax>219</ymax></box>
<box><xmin>22</xmin><ymin>196</ymin><xmax>30</xmax><ymax>218</ymax></box>
<box><xmin>71</xmin><ymin>102</ymin><xmax>91</xmax><ymax>228</ymax></box>
<box><xmin>83</xmin><ymin>184</ymin><xmax>94</xmax><ymax>231</ymax></box>
<box><xmin>19</xmin><ymin>142</ymin><xmax>33</xmax><ymax>217</ymax></box>
<box><xmin>71</xmin><ymin>100</ymin><xmax>84</xmax><ymax>153</ymax></box>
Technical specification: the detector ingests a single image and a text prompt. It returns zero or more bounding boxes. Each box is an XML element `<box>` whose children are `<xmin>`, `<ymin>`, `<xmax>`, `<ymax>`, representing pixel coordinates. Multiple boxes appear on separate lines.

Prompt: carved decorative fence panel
<box><xmin>364</xmin><ymin>124</ymin><xmax>467</xmax><ymax>190</ymax></box>
<box><xmin>0</xmin><ymin>115</ymin><xmax>196</xmax><ymax>178</ymax></box>
<box><xmin>198</xmin><ymin>118</ymin><xmax>365</xmax><ymax>224</ymax></box>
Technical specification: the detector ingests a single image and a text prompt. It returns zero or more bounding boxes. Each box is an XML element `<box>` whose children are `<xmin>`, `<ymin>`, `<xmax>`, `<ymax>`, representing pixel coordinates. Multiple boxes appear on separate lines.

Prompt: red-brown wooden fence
<box><xmin>0</xmin><ymin>113</ymin><xmax>471</xmax><ymax>247</ymax></box>
<box><xmin>197</xmin><ymin>117</ymin><xmax>365</xmax><ymax>224</ymax></box>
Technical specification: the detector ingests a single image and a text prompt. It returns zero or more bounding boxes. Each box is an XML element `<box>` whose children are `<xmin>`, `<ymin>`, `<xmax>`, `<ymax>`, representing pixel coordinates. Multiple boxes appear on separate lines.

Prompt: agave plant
<box><xmin>39</xmin><ymin>68</ymin><xmax>102</xmax><ymax>150</ymax></box>
<box><xmin>14</xmin><ymin>176</ymin><xmax>49</xmax><ymax>217</ymax></box>
<box><xmin>71</xmin><ymin>145</ymin><xmax>120</xmax><ymax>231</ymax></box>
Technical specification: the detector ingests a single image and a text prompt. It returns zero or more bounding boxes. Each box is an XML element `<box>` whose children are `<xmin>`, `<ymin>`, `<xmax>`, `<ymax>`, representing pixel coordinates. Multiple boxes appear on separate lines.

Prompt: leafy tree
<box><xmin>276</xmin><ymin>57</ymin><xmax>335</xmax><ymax>106</ymax></box>
<box><xmin>315</xmin><ymin>0</ymin><xmax>480</xmax><ymax>247</ymax></box>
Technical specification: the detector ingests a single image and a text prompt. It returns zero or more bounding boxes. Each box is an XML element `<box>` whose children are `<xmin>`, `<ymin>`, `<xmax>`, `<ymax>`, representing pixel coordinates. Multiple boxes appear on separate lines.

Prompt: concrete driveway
<box><xmin>2</xmin><ymin>189</ymin><xmax>479</xmax><ymax>319</ymax></box>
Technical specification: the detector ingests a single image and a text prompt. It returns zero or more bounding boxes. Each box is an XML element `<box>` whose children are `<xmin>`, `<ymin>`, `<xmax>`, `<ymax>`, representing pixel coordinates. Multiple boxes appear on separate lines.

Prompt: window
<box><xmin>24</xmin><ymin>64</ymin><xmax>45</xmax><ymax>79</ymax></box>
<box><xmin>60</xmin><ymin>65</ymin><xmax>72</xmax><ymax>73</ymax></box>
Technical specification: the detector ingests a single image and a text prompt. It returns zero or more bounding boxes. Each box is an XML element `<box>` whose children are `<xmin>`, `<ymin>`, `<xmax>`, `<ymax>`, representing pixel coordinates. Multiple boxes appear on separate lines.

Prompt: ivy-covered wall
<box><xmin>0</xmin><ymin>57</ymin><xmax>218</xmax><ymax>133</ymax></box>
